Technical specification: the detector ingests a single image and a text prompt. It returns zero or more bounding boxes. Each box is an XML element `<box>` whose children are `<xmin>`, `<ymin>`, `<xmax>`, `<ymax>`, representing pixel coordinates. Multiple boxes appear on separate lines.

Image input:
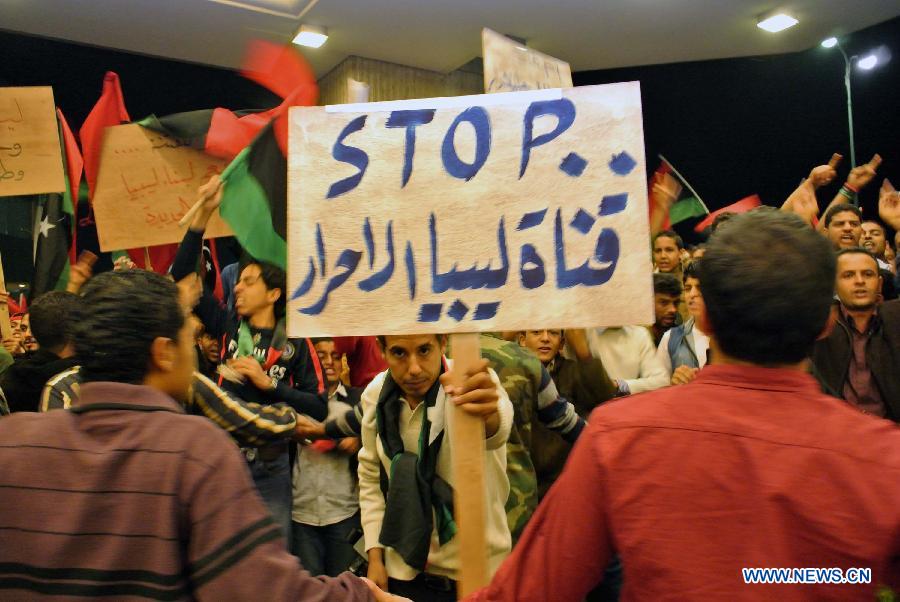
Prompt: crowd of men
<box><xmin>0</xmin><ymin>155</ymin><xmax>898</xmax><ymax>600</ymax></box>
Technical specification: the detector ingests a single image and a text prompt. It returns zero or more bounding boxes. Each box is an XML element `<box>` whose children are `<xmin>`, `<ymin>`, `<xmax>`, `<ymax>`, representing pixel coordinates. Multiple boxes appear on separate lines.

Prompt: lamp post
<box><xmin>821</xmin><ymin>37</ymin><xmax>858</xmax><ymax>170</ymax></box>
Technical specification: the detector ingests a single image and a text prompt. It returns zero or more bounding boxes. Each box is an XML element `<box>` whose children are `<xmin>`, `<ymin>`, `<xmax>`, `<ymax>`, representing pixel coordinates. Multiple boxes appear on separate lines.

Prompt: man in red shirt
<box><xmin>469</xmin><ymin>210</ymin><xmax>900</xmax><ymax>601</ymax></box>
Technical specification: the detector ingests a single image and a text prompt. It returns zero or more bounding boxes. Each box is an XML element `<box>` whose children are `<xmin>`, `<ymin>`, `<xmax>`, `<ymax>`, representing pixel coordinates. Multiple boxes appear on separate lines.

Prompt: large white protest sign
<box><xmin>287</xmin><ymin>83</ymin><xmax>652</xmax><ymax>337</ymax></box>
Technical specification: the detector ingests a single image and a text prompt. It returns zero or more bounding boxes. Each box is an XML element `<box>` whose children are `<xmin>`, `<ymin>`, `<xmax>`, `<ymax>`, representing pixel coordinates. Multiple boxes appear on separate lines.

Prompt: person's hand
<box><xmin>228</xmin><ymin>357</ymin><xmax>273</xmax><ymax>391</ymax></box>
<box><xmin>361</xmin><ymin>578</ymin><xmax>411</xmax><ymax>602</ymax></box>
<box><xmin>670</xmin><ymin>365</ymin><xmax>699</xmax><ymax>386</ymax></box>
<box><xmin>808</xmin><ymin>153</ymin><xmax>841</xmax><ymax>188</ymax></box>
<box><xmin>337</xmin><ymin>437</ymin><xmax>361</xmax><ymax>455</ymax></box>
<box><xmin>176</xmin><ymin>273</ymin><xmax>202</xmax><ymax>311</ymax></box>
<box><xmin>366</xmin><ymin>550</ymin><xmax>389</xmax><ymax>591</ymax></box>
<box><xmin>190</xmin><ymin>175</ymin><xmax>224</xmax><ymax>231</ymax></box>
<box><xmin>198</xmin><ymin>175</ymin><xmax>223</xmax><ymax>212</ymax></box>
<box><xmin>879</xmin><ymin>178</ymin><xmax>900</xmax><ymax>231</ymax></box>
<box><xmin>2</xmin><ymin>337</ymin><xmax>21</xmax><ymax>355</ymax></box>
<box><xmin>294</xmin><ymin>414</ymin><xmax>326</xmax><ymax>440</ymax></box>
<box><xmin>440</xmin><ymin>358</ymin><xmax>499</xmax><ymax>419</ymax></box>
<box><xmin>66</xmin><ymin>261</ymin><xmax>93</xmax><ymax>293</ymax></box>
<box><xmin>846</xmin><ymin>154</ymin><xmax>882</xmax><ymax>191</ymax></box>
<box><xmin>441</xmin><ymin>358</ymin><xmax>501</xmax><ymax>437</ymax></box>
<box><xmin>113</xmin><ymin>256</ymin><xmax>137</xmax><ymax>271</ymax></box>
<box><xmin>66</xmin><ymin>251</ymin><xmax>97</xmax><ymax>294</ymax></box>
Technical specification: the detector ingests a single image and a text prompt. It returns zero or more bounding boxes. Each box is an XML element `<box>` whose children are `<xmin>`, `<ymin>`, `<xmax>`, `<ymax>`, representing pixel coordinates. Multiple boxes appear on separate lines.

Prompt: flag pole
<box><xmin>658</xmin><ymin>154</ymin><xmax>710</xmax><ymax>214</ymax></box>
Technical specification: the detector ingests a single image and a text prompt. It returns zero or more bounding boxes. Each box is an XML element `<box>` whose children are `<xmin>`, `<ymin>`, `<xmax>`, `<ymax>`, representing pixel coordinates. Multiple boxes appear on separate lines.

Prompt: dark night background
<box><xmin>1</xmin><ymin>16</ymin><xmax>898</xmax><ymax>283</ymax></box>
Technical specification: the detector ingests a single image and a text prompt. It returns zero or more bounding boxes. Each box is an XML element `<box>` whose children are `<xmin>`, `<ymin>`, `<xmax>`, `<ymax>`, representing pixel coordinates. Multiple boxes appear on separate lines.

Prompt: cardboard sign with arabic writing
<box><xmin>287</xmin><ymin>83</ymin><xmax>652</xmax><ymax>337</ymax></box>
<box><xmin>0</xmin><ymin>87</ymin><xmax>65</xmax><ymax>197</ymax></box>
<box><xmin>92</xmin><ymin>124</ymin><xmax>233</xmax><ymax>251</ymax></box>
<box><xmin>482</xmin><ymin>28</ymin><xmax>573</xmax><ymax>94</ymax></box>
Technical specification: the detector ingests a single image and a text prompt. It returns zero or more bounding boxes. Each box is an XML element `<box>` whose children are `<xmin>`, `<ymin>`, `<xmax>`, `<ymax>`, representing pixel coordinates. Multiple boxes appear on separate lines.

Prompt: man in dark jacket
<box><xmin>812</xmin><ymin>247</ymin><xmax>900</xmax><ymax>421</ymax></box>
<box><xmin>0</xmin><ymin>291</ymin><xmax>80</xmax><ymax>413</ymax></box>
<box><xmin>517</xmin><ymin>328</ymin><xmax>616</xmax><ymax>497</ymax></box>
<box><xmin>171</xmin><ymin>176</ymin><xmax>327</xmax><ymax>541</ymax></box>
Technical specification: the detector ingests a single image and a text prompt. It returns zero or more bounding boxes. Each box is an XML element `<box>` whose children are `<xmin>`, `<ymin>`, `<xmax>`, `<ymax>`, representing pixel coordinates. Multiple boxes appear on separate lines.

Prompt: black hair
<box><xmin>74</xmin><ymin>270</ymin><xmax>185</xmax><ymax>384</ymax></box>
<box><xmin>311</xmin><ymin>337</ymin><xmax>334</xmax><ymax>345</ymax></box>
<box><xmin>860</xmin><ymin>219</ymin><xmax>885</xmax><ymax>230</ymax></box>
<box><xmin>29</xmin><ymin>291</ymin><xmax>81</xmax><ymax>351</ymax></box>
<box><xmin>238</xmin><ymin>257</ymin><xmax>286</xmax><ymax>318</ymax></box>
<box><xmin>823</xmin><ymin>203</ymin><xmax>862</xmax><ymax>227</ymax></box>
<box><xmin>698</xmin><ymin>211</ymin><xmax>835</xmax><ymax>365</ymax></box>
<box><xmin>682</xmin><ymin>261</ymin><xmax>699</xmax><ymax>283</ymax></box>
<box><xmin>653</xmin><ymin>273</ymin><xmax>682</xmax><ymax>297</ymax></box>
<box><xmin>835</xmin><ymin>247</ymin><xmax>878</xmax><ymax>267</ymax></box>
<box><xmin>710</xmin><ymin>212</ymin><xmax>736</xmax><ymax>233</ymax></box>
<box><xmin>653</xmin><ymin>230</ymin><xmax>684</xmax><ymax>250</ymax></box>
<box><xmin>376</xmin><ymin>334</ymin><xmax>446</xmax><ymax>348</ymax></box>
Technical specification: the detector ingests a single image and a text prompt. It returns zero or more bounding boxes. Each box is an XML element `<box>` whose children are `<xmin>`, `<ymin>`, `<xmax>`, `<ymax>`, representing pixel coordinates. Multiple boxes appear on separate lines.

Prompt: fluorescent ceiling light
<box><xmin>820</xmin><ymin>37</ymin><xmax>838</xmax><ymax>48</ymax></box>
<box><xmin>858</xmin><ymin>54</ymin><xmax>878</xmax><ymax>70</ymax></box>
<box><xmin>293</xmin><ymin>24</ymin><xmax>328</xmax><ymax>48</ymax></box>
<box><xmin>757</xmin><ymin>13</ymin><xmax>799</xmax><ymax>33</ymax></box>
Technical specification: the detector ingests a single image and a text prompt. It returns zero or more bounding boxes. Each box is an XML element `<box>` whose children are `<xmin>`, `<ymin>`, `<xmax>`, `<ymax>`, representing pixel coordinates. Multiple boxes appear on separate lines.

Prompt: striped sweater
<box><xmin>0</xmin><ymin>382</ymin><xmax>371</xmax><ymax>601</ymax></box>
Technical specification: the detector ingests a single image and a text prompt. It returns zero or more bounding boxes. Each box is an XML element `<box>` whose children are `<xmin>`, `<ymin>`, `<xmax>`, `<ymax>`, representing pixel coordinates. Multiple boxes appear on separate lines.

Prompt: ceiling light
<box><xmin>293</xmin><ymin>24</ymin><xmax>328</xmax><ymax>48</ymax></box>
<box><xmin>757</xmin><ymin>13</ymin><xmax>799</xmax><ymax>33</ymax></box>
<box><xmin>820</xmin><ymin>37</ymin><xmax>838</xmax><ymax>48</ymax></box>
<box><xmin>858</xmin><ymin>54</ymin><xmax>878</xmax><ymax>70</ymax></box>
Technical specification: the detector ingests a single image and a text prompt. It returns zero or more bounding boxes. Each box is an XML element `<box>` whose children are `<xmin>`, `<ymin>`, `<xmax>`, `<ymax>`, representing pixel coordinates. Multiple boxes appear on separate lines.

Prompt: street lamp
<box><xmin>820</xmin><ymin>37</ymin><xmax>882</xmax><ymax>173</ymax></box>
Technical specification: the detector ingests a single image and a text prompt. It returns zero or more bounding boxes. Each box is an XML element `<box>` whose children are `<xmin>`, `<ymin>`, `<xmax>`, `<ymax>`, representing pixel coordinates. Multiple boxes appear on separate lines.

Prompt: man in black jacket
<box><xmin>171</xmin><ymin>177</ymin><xmax>327</xmax><ymax>541</ymax></box>
<box><xmin>812</xmin><ymin>248</ymin><xmax>900</xmax><ymax>421</ymax></box>
<box><xmin>0</xmin><ymin>292</ymin><xmax>80</xmax><ymax>413</ymax></box>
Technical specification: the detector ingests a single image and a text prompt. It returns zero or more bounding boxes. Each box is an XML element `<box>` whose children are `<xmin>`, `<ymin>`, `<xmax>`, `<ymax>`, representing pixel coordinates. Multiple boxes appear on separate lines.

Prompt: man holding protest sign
<box><xmin>286</xmin><ymin>80</ymin><xmax>653</xmax><ymax>597</ymax></box>
<box><xmin>358</xmin><ymin>334</ymin><xmax>514</xmax><ymax>600</ymax></box>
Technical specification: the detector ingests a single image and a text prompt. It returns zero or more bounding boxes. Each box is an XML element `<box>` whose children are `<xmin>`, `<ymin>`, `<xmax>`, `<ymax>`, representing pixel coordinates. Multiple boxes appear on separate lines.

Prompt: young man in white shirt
<box><xmin>359</xmin><ymin>334</ymin><xmax>513</xmax><ymax>601</ymax></box>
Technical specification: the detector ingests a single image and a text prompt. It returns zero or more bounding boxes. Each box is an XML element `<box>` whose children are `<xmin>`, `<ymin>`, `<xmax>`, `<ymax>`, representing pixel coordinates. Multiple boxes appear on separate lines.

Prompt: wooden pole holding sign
<box><xmin>447</xmin><ymin>332</ymin><xmax>488</xmax><ymax>597</ymax></box>
<box><xmin>0</xmin><ymin>252</ymin><xmax>12</xmax><ymax>341</ymax></box>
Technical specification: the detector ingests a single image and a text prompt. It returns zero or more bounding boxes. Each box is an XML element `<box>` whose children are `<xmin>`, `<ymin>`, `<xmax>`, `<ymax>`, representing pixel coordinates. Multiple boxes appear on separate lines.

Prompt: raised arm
<box><xmin>781</xmin><ymin>153</ymin><xmax>840</xmax><ymax>226</ymax></box>
<box><xmin>818</xmin><ymin>154</ymin><xmax>881</xmax><ymax>232</ymax></box>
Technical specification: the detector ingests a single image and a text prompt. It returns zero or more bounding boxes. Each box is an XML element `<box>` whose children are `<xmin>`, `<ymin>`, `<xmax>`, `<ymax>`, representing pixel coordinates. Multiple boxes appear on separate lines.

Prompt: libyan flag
<box><xmin>650</xmin><ymin>156</ymin><xmax>709</xmax><ymax>230</ymax></box>
<box><xmin>138</xmin><ymin>112</ymin><xmax>288</xmax><ymax>271</ymax></box>
<box><xmin>32</xmin><ymin>110</ymin><xmax>81</xmax><ymax>298</ymax></box>
<box><xmin>218</xmin><ymin>122</ymin><xmax>287</xmax><ymax>270</ymax></box>
<box><xmin>668</xmin><ymin>196</ymin><xmax>708</xmax><ymax>225</ymax></box>
<box><xmin>133</xmin><ymin>42</ymin><xmax>317</xmax><ymax>273</ymax></box>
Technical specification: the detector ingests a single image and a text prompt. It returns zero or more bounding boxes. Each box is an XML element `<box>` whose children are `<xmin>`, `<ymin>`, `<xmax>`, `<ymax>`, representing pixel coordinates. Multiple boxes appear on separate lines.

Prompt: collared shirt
<box><xmin>0</xmin><ymin>382</ymin><xmax>371</xmax><ymax>600</ymax></box>
<box><xmin>470</xmin><ymin>365</ymin><xmax>900</xmax><ymax>601</ymax></box>
<box><xmin>292</xmin><ymin>383</ymin><xmax>359</xmax><ymax>526</ymax></box>
<box><xmin>840</xmin><ymin>306</ymin><xmax>886</xmax><ymax>418</ymax></box>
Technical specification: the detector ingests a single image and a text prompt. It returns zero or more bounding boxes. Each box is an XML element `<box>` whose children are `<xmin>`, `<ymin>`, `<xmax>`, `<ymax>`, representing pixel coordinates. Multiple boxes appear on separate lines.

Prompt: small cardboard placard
<box><xmin>482</xmin><ymin>28</ymin><xmax>573</xmax><ymax>93</ymax></box>
<box><xmin>0</xmin><ymin>87</ymin><xmax>66</xmax><ymax>197</ymax></box>
<box><xmin>92</xmin><ymin>124</ymin><xmax>233</xmax><ymax>250</ymax></box>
